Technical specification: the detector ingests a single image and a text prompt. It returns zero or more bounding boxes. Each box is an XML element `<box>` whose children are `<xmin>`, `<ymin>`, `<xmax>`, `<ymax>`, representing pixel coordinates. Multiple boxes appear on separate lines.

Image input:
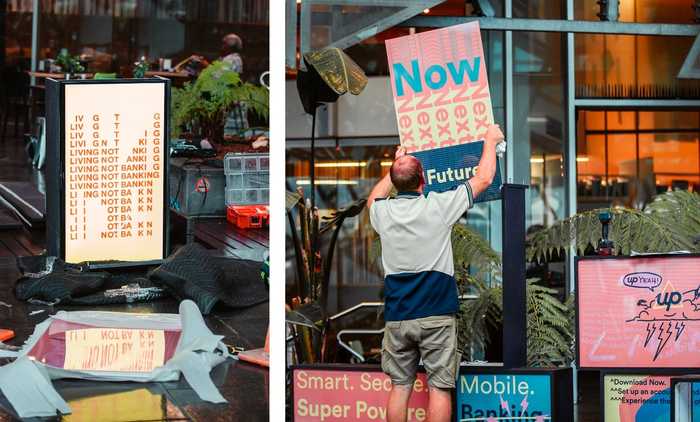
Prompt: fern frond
<box><xmin>452</xmin><ymin>224</ymin><xmax>502</xmax><ymax>276</ymax></box>
<box><xmin>527</xmin><ymin>190</ymin><xmax>700</xmax><ymax>262</ymax></box>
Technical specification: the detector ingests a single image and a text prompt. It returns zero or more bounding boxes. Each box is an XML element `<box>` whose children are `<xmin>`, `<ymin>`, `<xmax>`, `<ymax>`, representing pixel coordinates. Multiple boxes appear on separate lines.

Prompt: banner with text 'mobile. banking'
<box><xmin>386</xmin><ymin>22</ymin><xmax>502</xmax><ymax>202</ymax></box>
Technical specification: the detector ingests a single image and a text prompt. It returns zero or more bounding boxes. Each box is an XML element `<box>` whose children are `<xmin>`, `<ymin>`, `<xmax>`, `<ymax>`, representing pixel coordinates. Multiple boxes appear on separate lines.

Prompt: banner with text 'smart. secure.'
<box><xmin>386</xmin><ymin>22</ymin><xmax>502</xmax><ymax>202</ymax></box>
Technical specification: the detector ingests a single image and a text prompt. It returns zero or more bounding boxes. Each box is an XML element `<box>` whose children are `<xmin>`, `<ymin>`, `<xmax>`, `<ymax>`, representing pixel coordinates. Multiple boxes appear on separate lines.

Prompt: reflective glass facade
<box><xmin>2</xmin><ymin>1</ymin><xmax>269</xmax><ymax>80</ymax></box>
<box><xmin>286</xmin><ymin>0</ymin><xmax>700</xmax><ymax>310</ymax></box>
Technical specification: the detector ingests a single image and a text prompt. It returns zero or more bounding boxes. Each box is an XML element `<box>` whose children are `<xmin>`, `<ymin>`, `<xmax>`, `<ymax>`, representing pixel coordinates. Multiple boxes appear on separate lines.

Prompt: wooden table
<box><xmin>145</xmin><ymin>70</ymin><xmax>190</xmax><ymax>78</ymax></box>
<box><xmin>170</xmin><ymin>210</ymin><xmax>268</xmax><ymax>260</ymax></box>
<box><xmin>27</xmin><ymin>71</ymin><xmax>94</xmax><ymax>79</ymax></box>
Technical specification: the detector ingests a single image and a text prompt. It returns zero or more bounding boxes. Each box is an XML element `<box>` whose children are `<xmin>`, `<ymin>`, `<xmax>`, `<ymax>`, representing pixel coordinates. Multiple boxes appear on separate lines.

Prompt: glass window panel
<box><xmin>3</xmin><ymin>6</ymin><xmax>33</xmax><ymax>67</ymax></box>
<box><xmin>310</xmin><ymin>4</ymin><xmax>397</xmax><ymax>49</ymax></box>
<box><xmin>513</xmin><ymin>0</ymin><xmax>563</xmax><ymax>19</ymax></box>
<box><xmin>575</xmin><ymin>34</ymin><xmax>700</xmax><ymax>98</ymax></box>
<box><xmin>607</xmin><ymin>134</ymin><xmax>637</xmax><ymax>178</ymax></box>
<box><xmin>606</xmin><ymin>111</ymin><xmax>635</xmax><ymax>131</ymax></box>
<box><xmin>285</xmin><ymin>143</ymin><xmax>401</xmax><ymax>314</ymax></box>
<box><xmin>577</xmin><ymin>109</ymin><xmax>700</xmax><ymax>211</ymax></box>
<box><xmin>575</xmin><ymin>0</ymin><xmax>695</xmax><ymax>23</ymax></box>
<box><xmin>513</xmin><ymin>31</ymin><xmax>566</xmax><ymax>229</ymax></box>
<box><xmin>582</xmin><ymin>111</ymin><xmax>605</xmax><ymax>131</ymax></box>
<box><xmin>639</xmin><ymin>133</ymin><xmax>700</xmax><ymax>187</ymax></box>
<box><xmin>4</xmin><ymin>1</ymin><xmax>269</xmax><ymax>78</ymax></box>
<box><xmin>434</xmin><ymin>1</ymin><xmax>504</xmax><ymax>17</ymax></box>
<box><xmin>639</xmin><ymin>111</ymin><xmax>700</xmax><ymax>130</ymax></box>
<box><xmin>577</xmin><ymin>135</ymin><xmax>606</xmax><ymax>177</ymax></box>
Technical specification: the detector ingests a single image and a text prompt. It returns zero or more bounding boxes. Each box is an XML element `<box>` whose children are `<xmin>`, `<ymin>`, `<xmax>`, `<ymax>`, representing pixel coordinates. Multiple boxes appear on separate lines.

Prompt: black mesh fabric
<box><xmin>15</xmin><ymin>267</ymin><xmax>111</xmax><ymax>304</ymax></box>
<box><xmin>213</xmin><ymin>256</ymin><xmax>269</xmax><ymax>308</ymax></box>
<box><xmin>148</xmin><ymin>243</ymin><xmax>268</xmax><ymax>315</ymax></box>
<box><xmin>15</xmin><ymin>257</ymin><xmax>167</xmax><ymax>306</ymax></box>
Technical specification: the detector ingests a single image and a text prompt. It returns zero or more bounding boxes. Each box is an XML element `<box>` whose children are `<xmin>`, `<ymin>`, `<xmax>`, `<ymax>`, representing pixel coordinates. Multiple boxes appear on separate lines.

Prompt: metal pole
<box><xmin>501</xmin><ymin>183</ymin><xmax>528</xmax><ymax>369</ymax></box>
<box><xmin>402</xmin><ymin>16</ymin><xmax>700</xmax><ymax>37</ymax></box>
<box><xmin>30</xmin><ymin>0</ymin><xmax>39</xmax><ymax>86</ymax></box>
<box><xmin>565</xmin><ymin>0</ymin><xmax>577</xmax><ymax>295</ymax></box>
<box><xmin>310</xmin><ymin>108</ymin><xmax>316</xmax><ymax>208</ymax></box>
<box><xmin>565</xmin><ymin>0</ymin><xmax>579</xmax><ymax>405</ymax></box>
<box><xmin>504</xmin><ymin>0</ymin><xmax>514</xmax><ymax>183</ymax></box>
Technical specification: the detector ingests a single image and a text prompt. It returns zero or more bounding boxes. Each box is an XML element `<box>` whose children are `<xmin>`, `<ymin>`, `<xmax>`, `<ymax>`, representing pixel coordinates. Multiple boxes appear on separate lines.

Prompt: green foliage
<box><xmin>452</xmin><ymin>224</ymin><xmax>501</xmax><ymax>277</ymax></box>
<box><xmin>55</xmin><ymin>51</ymin><xmax>84</xmax><ymax>75</ymax></box>
<box><xmin>526</xmin><ymin>280</ymin><xmax>574</xmax><ymax>367</ymax></box>
<box><xmin>171</xmin><ymin>60</ymin><xmax>269</xmax><ymax>141</ymax></box>
<box><xmin>133</xmin><ymin>57</ymin><xmax>149</xmax><ymax>78</ymax></box>
<box><xmin>455</xmin><ymin>269</ymin><xmax>574</xmax><ymax>367</ymax></box>
<box><xmin>286</xmin><ymin>190</ymin><xmax>366</xmax><ymax>363</ymax></box>
<box><xmin>457</xmin><ymin>275</ymin><xmax>502</xmax><ymax>361</ymax></box>
<box><xmin>527</xmin><ymin>190</ymin><xmax>700</xmax><ymax>262</ymax></box>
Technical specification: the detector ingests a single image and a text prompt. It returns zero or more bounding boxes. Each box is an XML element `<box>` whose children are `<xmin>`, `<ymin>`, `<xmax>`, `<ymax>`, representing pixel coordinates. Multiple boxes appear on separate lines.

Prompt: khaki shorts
<box><xmin>381</xmin><ymin>315</ymin><xmax>460</xmax><ymax>389</ymax></box>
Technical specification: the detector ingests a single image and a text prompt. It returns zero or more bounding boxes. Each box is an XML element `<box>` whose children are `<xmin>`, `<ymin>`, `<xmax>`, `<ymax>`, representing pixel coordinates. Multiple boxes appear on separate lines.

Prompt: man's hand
<box><xmin>485</xmin><ymin>124</ymin><xmax>505</xmax><ymax>147</ymax></box>
<box><xmin>468</xmin><ymin>124</ymin><xmax>503</xmax><ymax>199</ymax></box>
<box><xmin>395</xmin><ymin>146</ymin><xmax>406</xmax><ymax>160</ymax></box>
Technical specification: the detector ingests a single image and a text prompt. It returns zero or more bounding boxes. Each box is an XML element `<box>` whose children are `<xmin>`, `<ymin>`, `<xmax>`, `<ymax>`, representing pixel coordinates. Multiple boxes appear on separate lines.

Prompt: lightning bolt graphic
<box><xmin>520</xmin><ymin>396</ymin><xmax>529</xmax><ymax>412</ymax></box>
<box><xmin>675</xmin><ymin>321</ymin><xmax>686</xmax><ymax>341</ymax></box>
<box><xmin>644</xmin><ymin>322</ymin><xmax>656</xmax><ymax>347</ymax></box>
<box><xmin>653</xmin><ymin>321</ymin><xmax>673</xmax><ymax>361</ymax></box>
<box><xmin>499</xmin><ymin>395</ymin><xmax>510</xmax><ymax>415</ymax></box>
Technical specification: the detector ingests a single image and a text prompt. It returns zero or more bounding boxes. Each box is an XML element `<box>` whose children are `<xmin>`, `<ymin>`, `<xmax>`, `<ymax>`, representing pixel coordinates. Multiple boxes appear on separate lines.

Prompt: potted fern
<box><xmin>55</xmin><ymin>50</ymin><xmax>84</xmax><ymax>78</ymax></box>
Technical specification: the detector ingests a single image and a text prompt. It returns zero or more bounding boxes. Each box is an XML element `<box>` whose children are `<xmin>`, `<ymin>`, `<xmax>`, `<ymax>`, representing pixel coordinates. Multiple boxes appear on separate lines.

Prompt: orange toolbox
<box><xmin>0</xmin><ymin>329</ymin><xmax>14</xmax><ymax>342</ymax></box>
<box><xmin>227</xmin><ymin>205</ymin><xmax>269</xmax><ymax>229</ymax></box>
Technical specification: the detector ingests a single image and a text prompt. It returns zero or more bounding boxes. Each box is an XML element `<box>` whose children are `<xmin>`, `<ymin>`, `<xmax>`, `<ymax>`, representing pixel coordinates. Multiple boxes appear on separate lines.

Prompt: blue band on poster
<box><xmin>411</xmin><ymin>141</ymin><xmax>502</xmax><ymax>203</ymax></box>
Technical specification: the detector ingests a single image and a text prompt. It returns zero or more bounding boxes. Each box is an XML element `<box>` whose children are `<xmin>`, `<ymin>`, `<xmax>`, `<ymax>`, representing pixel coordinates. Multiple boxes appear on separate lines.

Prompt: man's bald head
<box><xmin>390</xmin><ymin>155</ymin><xmax>424</xmax><ymax>192</ymax></box>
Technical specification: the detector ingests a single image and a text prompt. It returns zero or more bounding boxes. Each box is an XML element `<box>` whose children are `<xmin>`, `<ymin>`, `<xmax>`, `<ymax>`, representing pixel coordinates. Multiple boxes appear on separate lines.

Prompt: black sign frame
<box><xmin>46</xmin><ymin>77</ymin><xmax>170</xmax><ymax>268</ymax></box>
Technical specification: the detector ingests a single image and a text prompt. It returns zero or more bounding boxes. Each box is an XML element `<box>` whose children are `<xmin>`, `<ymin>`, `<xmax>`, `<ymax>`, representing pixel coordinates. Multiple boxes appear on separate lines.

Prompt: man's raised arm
<box><xmin>367</xmin><ymin>146</ymin><xmax>405</xmax><ymax>209</ymax></box>
<box><xmin>468</xmin><ymin>124</ymin><xmax>505</xmax><ymax>198</ymax></box>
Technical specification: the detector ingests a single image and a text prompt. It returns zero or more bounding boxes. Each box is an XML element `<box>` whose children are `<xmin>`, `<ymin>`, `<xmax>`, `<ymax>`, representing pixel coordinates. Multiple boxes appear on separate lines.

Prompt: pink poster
<box><xmin>386</xmin><ymin>22</ymin><xmax>493</xmax><ymax>153</ymax></box>
<box><xmin>292</xmin><ymin>367</ymin><xmax>429</xmax><ymax>421</ymax></box>
<box><xmin>578</xmin><ymin>256</ymin><xmax>700</xmax><ymax>368</ymax></box>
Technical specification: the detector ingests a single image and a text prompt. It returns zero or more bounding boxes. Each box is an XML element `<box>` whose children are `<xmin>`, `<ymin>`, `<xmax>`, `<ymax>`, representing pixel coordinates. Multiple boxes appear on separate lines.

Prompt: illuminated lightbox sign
<box><xmin>457</xmin><ymin>372</ymin><xmax>553</xmax><ymax>422</ymax></box>
<box><xmin>46</xmin><ymin>79</ymin><xmax>169</xmax><ymax>265</ymax></box>
<box><xmin>292</xmin><ymin>366</ymin><xmax>429</xmax><ymax>421</ymax></box>
<box><xmin>386</xmin><ymin>22</ymin><xmax>501</xmax><ymax>202</ymax></box>
<box><xmin>292</xmin><ymin>365</ymin><xmax>571</xmax><ymax>422</ymax></box>
<box><xmin>577</xmin><ymin>255</ymin><xmax>700</xmax><ymax>369</ymax></box>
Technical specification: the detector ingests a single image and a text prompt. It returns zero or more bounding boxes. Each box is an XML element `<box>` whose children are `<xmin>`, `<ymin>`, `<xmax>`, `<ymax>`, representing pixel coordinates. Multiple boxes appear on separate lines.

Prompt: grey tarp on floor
<box><xmin>0</xmin><ymin>299</ymin><xmax>231</xmax><ymax>418</ymax></box>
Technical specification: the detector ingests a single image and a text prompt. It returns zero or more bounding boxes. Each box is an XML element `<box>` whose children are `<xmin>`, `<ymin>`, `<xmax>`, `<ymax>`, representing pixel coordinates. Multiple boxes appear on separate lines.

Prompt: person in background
<box><xmin>219</xmin><ymin>33</ymin><xmax>248</xmax><ymax>137</ymax></box>
<box><xmin>177</xmin><ymin>33</ymin><xmax>244</xmax><ymax>76</ymax></box>
<box><xmin>220</xmin><ymin>33</ymin><xmax>243</xmax><ymax>74</ymax></box>
<box><xmin>367</xmin><ymin>124</ymin><xmax>505</xmax><ymax>422</ymax></box>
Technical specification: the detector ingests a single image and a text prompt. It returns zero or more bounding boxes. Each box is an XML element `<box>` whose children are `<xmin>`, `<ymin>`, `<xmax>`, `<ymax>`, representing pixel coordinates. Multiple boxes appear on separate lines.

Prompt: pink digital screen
<box><xmin>386</xmin><ymin>22</ymin><xmax>493</xmax><ymax>154</ymax></box>
<box><xmin>578</xmin><ymin>256</ymin><xmax>700</xmax><ymax>368</ymax></box>
<box><xmin>292</xmin><ymin>367</ymin><xmax>429</xmax><ymax>421</ymax></box>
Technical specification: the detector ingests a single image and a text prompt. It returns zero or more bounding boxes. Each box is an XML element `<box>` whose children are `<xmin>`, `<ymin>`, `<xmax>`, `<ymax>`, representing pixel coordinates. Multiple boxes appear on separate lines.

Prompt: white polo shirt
<box><xmin>369</xmin><ymin>183</ymin><xmax>474</xmax><ymax>321</ymax></box>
